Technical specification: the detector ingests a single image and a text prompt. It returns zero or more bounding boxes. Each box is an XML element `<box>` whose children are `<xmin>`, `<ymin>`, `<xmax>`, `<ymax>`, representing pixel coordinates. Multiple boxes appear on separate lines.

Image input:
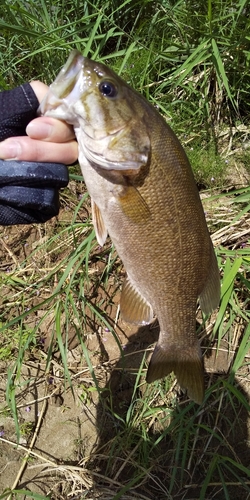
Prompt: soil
<box><xmin>0</xmin><ymin>179</ymin><xmax>250</xmax><ymax>499</ymax></box>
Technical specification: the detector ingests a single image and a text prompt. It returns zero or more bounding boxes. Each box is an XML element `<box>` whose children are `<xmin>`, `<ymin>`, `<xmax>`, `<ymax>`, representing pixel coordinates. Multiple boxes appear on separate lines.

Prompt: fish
<box><xmin>39</xmin><ymin>50</ymin><xmax>220</xmax><ymax>404</ymax></box>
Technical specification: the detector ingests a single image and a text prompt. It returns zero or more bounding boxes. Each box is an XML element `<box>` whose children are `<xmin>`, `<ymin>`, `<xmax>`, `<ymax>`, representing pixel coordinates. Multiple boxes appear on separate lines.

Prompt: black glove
<box><xmin>0</xmin><ymin>160</ymin><xmax>69</xmax><ymax>225</ymax></box>
<box><xmin>0</xmin><ymin>83</ymin><xmax>69</xmax><ymax>225</ymax></box>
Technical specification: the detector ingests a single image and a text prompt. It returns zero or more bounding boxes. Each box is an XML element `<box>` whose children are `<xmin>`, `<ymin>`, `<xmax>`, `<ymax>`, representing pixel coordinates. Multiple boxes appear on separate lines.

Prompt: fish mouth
<box><xmin>50</xmin><ymin>50</ymin><xmax>85</xmax><ymax>99</ymax></box>
<box><xmin>38</xmin><ymin>50</ymin><xmax>85</xmax><ymax>119</ymax></box>
<box><xmin>39</xmin><ymin>50</ymin><xmax>126</xmax><ymax>140</ymax></box>
<box><xmin>39</xmin><ymin>50</ymin><xmax>101</xmax><ymax>115</ymax></box>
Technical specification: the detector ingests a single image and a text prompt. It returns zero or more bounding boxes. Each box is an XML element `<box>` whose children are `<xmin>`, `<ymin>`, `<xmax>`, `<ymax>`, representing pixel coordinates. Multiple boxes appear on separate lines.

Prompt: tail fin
<box><xmin>146</xmin><ymin>339</ymin><xmax>204</xmax><ymax>404</ymax></box>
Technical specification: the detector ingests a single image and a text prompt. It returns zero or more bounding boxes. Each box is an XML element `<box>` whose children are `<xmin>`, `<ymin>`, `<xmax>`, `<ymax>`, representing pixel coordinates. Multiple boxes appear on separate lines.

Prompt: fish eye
<box><xmin>99</xmin><ymin>80</ymin><xmax>117</xmax><ymax>98</ymax></box>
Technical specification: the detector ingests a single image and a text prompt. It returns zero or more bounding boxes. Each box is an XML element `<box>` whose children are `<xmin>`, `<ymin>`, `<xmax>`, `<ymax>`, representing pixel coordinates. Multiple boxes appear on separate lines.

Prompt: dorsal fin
<box><xmin>199</xmin><ymin>245</ymin><xmax>220</xmax><ymax>315</ymax></box>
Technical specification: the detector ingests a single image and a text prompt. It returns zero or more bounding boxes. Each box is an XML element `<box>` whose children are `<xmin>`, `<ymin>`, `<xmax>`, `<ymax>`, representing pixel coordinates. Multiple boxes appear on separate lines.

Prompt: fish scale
<box><xmin>40</xmin><ymin>50</ymin><xmax>220</xmax><ymax>404</ymax></box>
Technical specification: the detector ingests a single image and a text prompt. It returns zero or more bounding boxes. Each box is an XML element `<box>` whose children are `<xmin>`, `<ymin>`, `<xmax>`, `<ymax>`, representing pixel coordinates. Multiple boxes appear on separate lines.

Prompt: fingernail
<box><xmin>0</xmin><ymin>140</ymin><xmax>22</xmax><ymax>159</ymax></box>
<box><xmin>26</xmin><ymin>121</ymin><xmax>53</xmax><ymax>139</ymax></box>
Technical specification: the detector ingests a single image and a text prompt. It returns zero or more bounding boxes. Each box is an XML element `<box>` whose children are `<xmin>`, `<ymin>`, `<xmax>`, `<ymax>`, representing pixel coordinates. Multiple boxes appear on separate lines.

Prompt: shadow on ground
<box><xmin>84</xmin><ymin>322</ymin><xmax>250</xmax><ymax>500</ymax></box>
<box><xmin>0</xmin><ymin>312</ymin><xmax>250</xmax><ymax>499</ymax></box>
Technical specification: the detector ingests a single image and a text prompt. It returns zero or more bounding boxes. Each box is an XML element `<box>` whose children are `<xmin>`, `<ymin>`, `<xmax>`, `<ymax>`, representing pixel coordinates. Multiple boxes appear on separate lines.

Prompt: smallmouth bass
<box><xmin>40</xmin><ymin>51</ymin><xmax>220</xmax><ymax>404</ymax></box>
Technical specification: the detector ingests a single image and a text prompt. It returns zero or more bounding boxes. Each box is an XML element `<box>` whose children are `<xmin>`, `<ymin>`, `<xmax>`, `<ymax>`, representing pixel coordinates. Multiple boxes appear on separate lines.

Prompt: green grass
<box><xmin>0</xmin><ymin>1</ymin><xmax>250</xmax><ymax>499</ymax></box>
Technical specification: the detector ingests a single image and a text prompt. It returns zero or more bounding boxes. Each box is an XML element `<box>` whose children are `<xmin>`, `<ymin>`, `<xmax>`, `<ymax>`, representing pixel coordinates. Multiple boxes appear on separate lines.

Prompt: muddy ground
<box><xmin>0</xmin><ymin>178</ymin><xmax>250</xmax><ymax>499</ymax></box>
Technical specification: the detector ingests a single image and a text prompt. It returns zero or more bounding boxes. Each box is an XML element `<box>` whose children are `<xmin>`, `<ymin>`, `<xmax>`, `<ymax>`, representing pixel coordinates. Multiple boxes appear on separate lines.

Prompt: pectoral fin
<box><xmin>146</xmin><ymin>335</ymin><xmax>204</xmax><ymax>405</ymax></box>
<box><xmin>91</xmin><ymin>199</ymin><xmax>108</xmax><ymax>246</ymax></box>
<box><xmin>117</xmin><ymin>185</ymin><xmax>151</xmax><ymax>224</ymax></box>
<box><xmin>120</xmin><ymin>276</ymin><xmax>153</xmax><ymax>325</ymax></box>
<box><xmin>199</xmin><ymin>245</ymin><xmax>220</xmax><ymax>315</ymax></box>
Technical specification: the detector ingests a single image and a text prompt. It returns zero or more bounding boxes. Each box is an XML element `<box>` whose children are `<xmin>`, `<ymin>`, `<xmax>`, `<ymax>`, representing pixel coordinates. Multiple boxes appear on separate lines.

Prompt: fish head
<box><xmin>39</xmin><ymin>50</ymin><xmax>151</xmax><ymax>172</ymax></box>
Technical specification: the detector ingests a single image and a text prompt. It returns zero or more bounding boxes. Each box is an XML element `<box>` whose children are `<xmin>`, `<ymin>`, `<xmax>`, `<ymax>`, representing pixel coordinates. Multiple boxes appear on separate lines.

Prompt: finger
<box><xmin>26</xmin><ymin>116</ymin><xmax>75</xmax><ymax>143</ymax></box>
<box><xmin>0</xmin><ymin>136</ymin><xmax>78</xmax><ymax>164</ymax></box>
<box><xmin>29</xmin><ymin>80</ymin><xmax>49</xmax><ymax>103</ymax></box>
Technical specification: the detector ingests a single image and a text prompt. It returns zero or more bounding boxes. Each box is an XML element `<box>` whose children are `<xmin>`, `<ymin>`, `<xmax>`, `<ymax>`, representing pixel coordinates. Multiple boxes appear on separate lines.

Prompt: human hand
<box><xmin>0</xmin><ymin>80</ymin><xmax>73</xmax><ymax>225</ymax></box>
<box><xmin>0</xmin><ymin>80</ymin><xmax>78</xmax><ymax>164</ymax></box>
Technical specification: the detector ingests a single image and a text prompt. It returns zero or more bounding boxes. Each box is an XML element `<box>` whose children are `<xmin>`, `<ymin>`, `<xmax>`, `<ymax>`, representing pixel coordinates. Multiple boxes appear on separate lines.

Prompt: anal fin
<box><xmin>120</xmin><ymin>276</ymin><xmax>153</xmax><ymax>325</ymax></box>
<box><xmin>146</xmin><ymin>336</ymin><xmax>204</xmax><ymax>405</ymax></box>
<box><xmin>91</xmin><ymin>198</ymin><xmax>108</xmax><ymax>246</ymax></box>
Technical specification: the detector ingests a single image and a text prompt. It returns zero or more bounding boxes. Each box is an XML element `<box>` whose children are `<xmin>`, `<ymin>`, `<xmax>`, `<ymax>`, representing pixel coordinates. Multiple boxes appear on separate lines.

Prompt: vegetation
<box><xmin>0</xmin><ymin>1</ymin><xmax>250</xmax><ymax>499</ymax></box>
